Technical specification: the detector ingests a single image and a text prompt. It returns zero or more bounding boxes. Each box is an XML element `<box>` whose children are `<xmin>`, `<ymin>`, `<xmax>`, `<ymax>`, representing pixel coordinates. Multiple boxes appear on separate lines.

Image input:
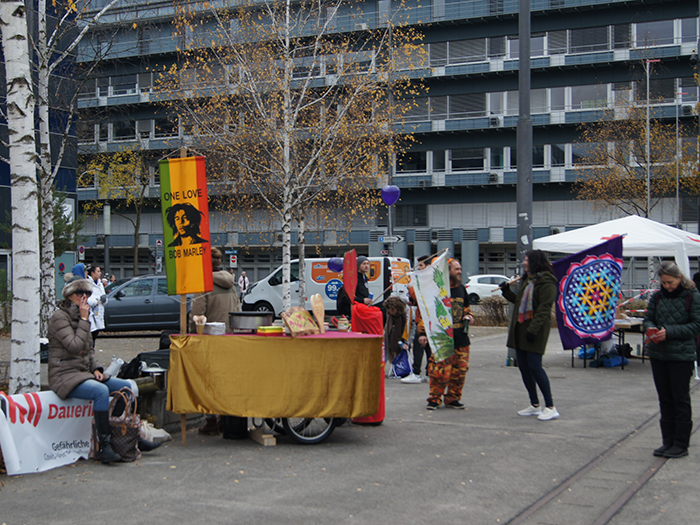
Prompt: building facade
<box><xmin>77</xmin><ymin>0</ymin><xmax>700</xmax><ymax>287</ymax></box>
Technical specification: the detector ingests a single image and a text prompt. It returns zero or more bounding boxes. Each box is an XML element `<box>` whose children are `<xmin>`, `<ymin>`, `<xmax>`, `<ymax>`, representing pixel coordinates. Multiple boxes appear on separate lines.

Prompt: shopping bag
<box><xmin>391</xmin><ymin>349</ymin><xmax>411</xmax><ymax>378</ymax></box>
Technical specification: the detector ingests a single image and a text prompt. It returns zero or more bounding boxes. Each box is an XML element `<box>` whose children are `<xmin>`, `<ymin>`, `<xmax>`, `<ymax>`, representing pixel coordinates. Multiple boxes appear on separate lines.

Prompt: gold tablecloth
<box><xmin>167</xmin><ymin>332</ymin><xmax>382</xmax><ymax>418</ymax></box>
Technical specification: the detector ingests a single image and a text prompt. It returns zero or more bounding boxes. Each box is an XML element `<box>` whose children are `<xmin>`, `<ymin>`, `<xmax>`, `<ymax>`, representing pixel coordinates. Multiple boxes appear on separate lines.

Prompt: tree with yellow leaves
<box><xmin>574</xmin><ymin>93</ymin><xmax>696</xmax><ymax>218</ymax></box>
<box><xmin>156</xmin><ymin>0</ymin><xmax>426</xmax><ymax>310</ymax></box>
<box><xmin>79</xmin><ymin>144</ymin><xmax>154</xmax><ymax>275</ymax></box>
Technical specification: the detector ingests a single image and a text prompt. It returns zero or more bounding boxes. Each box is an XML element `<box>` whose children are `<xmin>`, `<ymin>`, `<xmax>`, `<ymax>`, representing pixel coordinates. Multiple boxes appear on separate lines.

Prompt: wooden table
<box><xmin>167</xmin><ymin>332</ymin><xmax>383</xmax><ymax>444</ymax></box>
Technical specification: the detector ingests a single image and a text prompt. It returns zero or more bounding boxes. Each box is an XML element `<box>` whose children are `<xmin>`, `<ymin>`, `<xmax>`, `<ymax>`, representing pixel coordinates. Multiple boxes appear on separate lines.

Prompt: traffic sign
<box><xmin>77</xmin><ymin>245</ymin><xmax>85</xmax><ymax>261</ymax></box>
<box><xmin>378</xmin><ymin>235</ymin><xmax>404</xmax><ymax>244</ymax></box>
<box><xmin>230</xmin><ymin>255</ymin><xmax>238</xmax><ymax>268</ymax></box>
<box><xmin>156</xmin><ymin>239</ymin><xmax>163</xmax><ymax>247</ymax></box>
<box><xmin>224</xmin><ymin>249</ymin><xmax>238</xmax><ymax>255</ymax></box>
<box><xmin>380</xmin><ymin>250</ymin><xmax>389</xmax><ymax>255</ymax></box>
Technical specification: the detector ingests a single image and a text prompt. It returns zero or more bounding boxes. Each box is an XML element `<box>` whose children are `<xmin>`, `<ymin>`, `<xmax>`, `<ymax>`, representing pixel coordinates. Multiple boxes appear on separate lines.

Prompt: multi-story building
<box><xmin>77</xmin><ymin>0</ymin><xmax>700</xmax><ymax>287</ymax></box>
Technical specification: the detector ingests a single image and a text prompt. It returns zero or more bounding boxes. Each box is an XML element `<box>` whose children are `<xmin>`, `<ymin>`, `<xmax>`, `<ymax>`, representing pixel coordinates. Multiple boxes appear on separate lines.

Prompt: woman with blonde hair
<box><xmin>644</xmin><ymin>261</ymin><xmax>700</xmax><ymax>458</ymax></box>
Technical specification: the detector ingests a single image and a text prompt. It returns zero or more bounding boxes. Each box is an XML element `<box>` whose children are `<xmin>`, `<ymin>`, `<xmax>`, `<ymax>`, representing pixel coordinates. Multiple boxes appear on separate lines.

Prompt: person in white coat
<box><xmin>86</xmin><ymin>265</ymin><xmax>108</xmax><ymax>344</ymax></box>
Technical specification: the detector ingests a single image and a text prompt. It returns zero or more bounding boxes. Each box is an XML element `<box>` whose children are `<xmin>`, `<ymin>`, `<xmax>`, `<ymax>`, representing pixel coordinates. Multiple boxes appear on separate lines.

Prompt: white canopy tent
<box><xmin>532</xmin><ymin>215</ymin><xmax>700</xmax><ymax>278</ymax></box>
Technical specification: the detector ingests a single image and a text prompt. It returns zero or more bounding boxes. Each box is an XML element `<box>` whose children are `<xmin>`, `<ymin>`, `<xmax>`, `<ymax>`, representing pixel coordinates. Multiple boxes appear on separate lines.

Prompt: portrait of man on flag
<box><xmin>553</xmin><ymin>236</ymin><xmax>624</xmax><ymax>349</ymax></box>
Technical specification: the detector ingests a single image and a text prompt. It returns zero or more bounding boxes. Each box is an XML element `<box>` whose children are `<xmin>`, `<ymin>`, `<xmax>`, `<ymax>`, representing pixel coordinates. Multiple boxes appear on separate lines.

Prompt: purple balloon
<box><xmin>381</xmin><ymin>185</ymin><xmax>401</xmax><ymax>207</ymax></box>
<box><xmin>328</xmin><ymin>257</ymin><xmax>344</xmax><ymax>273</ymax></box>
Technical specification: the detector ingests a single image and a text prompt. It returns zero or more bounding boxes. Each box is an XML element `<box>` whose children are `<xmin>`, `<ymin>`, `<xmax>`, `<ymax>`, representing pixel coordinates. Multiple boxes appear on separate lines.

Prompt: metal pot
<box><xmin>229</xmin><ymin>312</ymin><xmax>274</xmax><ymax>333</ymax></box>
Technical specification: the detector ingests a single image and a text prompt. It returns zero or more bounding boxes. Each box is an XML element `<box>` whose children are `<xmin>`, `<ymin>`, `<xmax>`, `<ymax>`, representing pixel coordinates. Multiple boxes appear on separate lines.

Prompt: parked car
<box><xmin>103</xmin><ymin>275</ymin><xmax>191</xmax><ymax>331</ymax></box>
<box><xmin>465</xmin><ymin>274</ymin><xmax>510</xmax><ymax>304</ymax></box>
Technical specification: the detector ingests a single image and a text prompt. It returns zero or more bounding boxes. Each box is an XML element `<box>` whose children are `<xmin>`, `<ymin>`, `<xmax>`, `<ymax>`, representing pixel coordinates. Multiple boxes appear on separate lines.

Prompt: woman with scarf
<box><xmin>501</xmin><ymin>250</ymin><xmax>559</xmax><ymax>421</ymax></box>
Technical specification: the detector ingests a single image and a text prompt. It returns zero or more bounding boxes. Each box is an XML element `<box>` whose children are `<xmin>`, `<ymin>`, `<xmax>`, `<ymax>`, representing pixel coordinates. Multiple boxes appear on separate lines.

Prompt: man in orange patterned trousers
<box><xmin>427</xmin><ymin>258</ymin><xmax>473</xmax><ymax>410</ymax></box>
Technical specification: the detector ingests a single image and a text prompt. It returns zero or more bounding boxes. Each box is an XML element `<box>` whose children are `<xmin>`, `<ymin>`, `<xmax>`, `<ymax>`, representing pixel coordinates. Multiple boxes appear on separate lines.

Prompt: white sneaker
<box><xmin>537</xmin><ymin>407</ymin><xmax>560</xmax><ymax>421</ymax></box>
<box><xmin>421</xmin><ymin>376</ymin><xmax>429</xmax><ymax>383</ymax></box>
<box><xmin>400</xmin><ymin>373</ymin><xmax>421</xmax><ymax>384</ymax></box>
<box><xmin>518</xmin><ymin>405</ymin><xmax>542</xmax><ymax>416</ymax></box>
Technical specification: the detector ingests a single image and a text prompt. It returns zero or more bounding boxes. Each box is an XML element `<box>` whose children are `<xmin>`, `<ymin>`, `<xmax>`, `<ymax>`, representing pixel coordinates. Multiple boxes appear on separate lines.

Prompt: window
<box><xmin>572</xmin><ymin>142</ymin><xmax>603</xmax><ymax>165</ymax></box>
<box><xmin>395</xmin><ymin>204</ymin><xmax>427</xmax><ymax>227</ymax></box>
<box><xmin>120</xmin><ymin>280</ymin><xmax>153</xmax><ymax>297</ymax></box>
<box><xmin>433</xmin><ymin>150</ymin><xmax>446</xmax><ymax>171</ymax></box>
<box><xmin>571</xmin><ymin>84</ymin><xmax>607</xmax><ymax>109</ymax></box>
<box><xmin>430</xmin><ymin>41</ymin><xmax>447</xmax><ymax>67</ymax></box>
<box><xmin>112</xmin><ymin>75</ymin><xmax>137</xmax><ymax>96</ymax></box>
<box><xmin>636</xmin><ymin>20</ymin><xmax>674</xmax><ymax>47</ymax></box>
<box><xmin>489</xmin><ymin>92</ymin><xmax>503</xmax><ymax>114</ymax></box>
<box><xmin>488</xmin><ymin>36</ymin><xmax>505</xmax><ymax>58</ymax></box>
<box><xmin>551</xmin><ymin>87</ymin><xmax>565</xmax><ymax>110</ymax></box>
<box><xmin>449</xmin><ymin>93</ymin><xmax>486</xmax><ymax>118</ymax></box>
<box><xmin>155</xmin><ymin>117</ymin><xmax>178</xmax><ymax>138</ymax></box>
<box><xmin>157</xmin><ymin>279</ymin><xmax>168</xmax><ymax>295</ymax></box>
<box><xmin>548</xmin><ymin>30</ymin><xmax>567</xmax><ymax>54</ymax></box>
<box><xmin>451</xmin><ymin>148</ymin><xmax>484</xmax><ymax>170</ymax></box>
<box><xmin>506</xmin><ymin>90</ymin><xmax>518</xmax><ymax>115</ymax></box>
<box><xmin>551</xmin><ymin>144</ymin><xmax>565</xmax><ymax>166</ymax></box>
<box><xmin>613</xmin><ymin>24</ymin><xmax>630</xmax><ymax>49</ymax></box>
<box><xmin>491</xmin><ymin>147</ymin><xmax>504</xmax><ymax>169</ymax></box>
<box><xmin>531</xmin><ymin>88</ymin><xmax>546</xmax><ymax>113</ymax></box>
<box><xmin>682</xmin><ymin>18</ymin><xmax>697</xmax><ymax>44</ymax></box>
<box><xmin>570</xmin><ymin>27</ymin><xmax>609</xmax><ymax>53</ymax></box>
<box><xmin>99</xmin><ymin>123</ymin><xmax>109</xmax><ymax>142</ymax></box>
<box><xmin>531</xmin><ymin>33</ymin><xmax>545</xmax><ymax>57</ymax></box>
<box><xmin>77</xmin><ymin>122</ymin><xmax>94</xmax><ymax>143</ymax></box>
<box><xmin>113</xmin><ymin>120</ymin><xmax>135</xmax><ymax>141</ymax></box>
<box><xmin>269</xmin><ymin>262</ymin><xmax>299</xmax><ymax>286</ymax></box>
<box><xmin>533</xmin><ymin>145</ymin><xmax>545</xmax><ymax>168</ymax></box>
<box><xmin>397</xmin><ymin>151</ymin><xmax>427</xmax><ymax>172</ymax></box>
<box><xmin>79</xmin><ymin>78</ymin><xmax>96</xmax><ymax>99</ymax></box>
<box><xmin>449</xmin><ymin>38</ymin><xmax>486</xmax><ymax>64</ymax></box>
<box><xmin>97</xmin><ymin>77</ymin><xmax>109</xmax><ymax>97</ymax></box>
<box><xmin>430</xmin><ymin>96</ymin><xmax>448</xmax><ymax>119</ymax></box>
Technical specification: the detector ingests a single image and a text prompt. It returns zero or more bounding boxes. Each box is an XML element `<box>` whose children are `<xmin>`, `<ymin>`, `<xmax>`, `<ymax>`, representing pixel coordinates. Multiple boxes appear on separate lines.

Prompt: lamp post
<box><xmin>645</xmin><ymin>58</ymin><xmax>661</xmax><ymax>218</ymax></box>
<box><xmin>676</xmin><ymin>91</ymin><xmax>688</xmax><ymax>227</ymax></box>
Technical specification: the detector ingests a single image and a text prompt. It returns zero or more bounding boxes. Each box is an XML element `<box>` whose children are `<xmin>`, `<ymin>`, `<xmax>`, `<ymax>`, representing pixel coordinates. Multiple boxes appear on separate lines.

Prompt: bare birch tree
<box><xmin>1</xmin><ymin>1</ymin><xmax>41</xmax><ymax>394</ymax></box>
<box><xmin>32</xmin><ymin>0</ymin><xmax>119</xmax><ymax>335</ymax></box>
<box><xmin>159</xmin><ymin>0</ymin><xmax>425</xmax><ymax>310</ymax></box>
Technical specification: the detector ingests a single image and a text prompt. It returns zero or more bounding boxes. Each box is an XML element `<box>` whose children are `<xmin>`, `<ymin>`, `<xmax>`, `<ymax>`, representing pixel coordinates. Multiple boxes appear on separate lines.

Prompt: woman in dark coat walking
<box><xmin>644</xmin><ymin>261</ymin><xmax>700</xmax><ymax>458</ymax></box>
<box><xmin>501</xmin><ymin>250</ymin><xmax>559</xmax><ymax>421</ymax></box>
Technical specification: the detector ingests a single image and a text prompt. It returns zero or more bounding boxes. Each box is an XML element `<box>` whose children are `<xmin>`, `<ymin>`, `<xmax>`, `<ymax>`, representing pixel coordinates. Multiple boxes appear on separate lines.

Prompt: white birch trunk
<box><xmin>280</xmin><ymin>0</ymin><xmax>293</xmax><ymax>311</ymax></box>
<box><xmin>36</xmin><ymin>0</ymin><xmax>56</xmax><ymax>336</ymax></box>
<box><xmin>2</xmin><ymin>1</ymin><xmax>42</xmax><ymax>394</ymax></box>
<box><xmin>298</xmin><ymin>218</ymin><xmax>306</xmax><ymax>306</ymax></box>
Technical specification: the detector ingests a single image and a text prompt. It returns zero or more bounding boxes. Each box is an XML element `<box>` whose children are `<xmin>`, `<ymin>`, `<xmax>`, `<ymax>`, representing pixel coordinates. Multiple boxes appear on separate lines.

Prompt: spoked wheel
<box><xmin>251</xmin><ymin>418</ymin><xmax>286</xmax><ymax>435</ymax></box>
<box><xmin>282</xmin><ymin>417</ymin><xmax>336</xmax><ymax>444</ymax></box>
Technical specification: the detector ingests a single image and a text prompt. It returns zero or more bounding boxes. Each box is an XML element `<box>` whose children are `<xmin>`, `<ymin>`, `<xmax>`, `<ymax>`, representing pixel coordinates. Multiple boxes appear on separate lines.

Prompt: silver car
<box><xmin>103</xmin><ymin>275</ymin><xmax>190</xmax><ymax>331</ymax></box>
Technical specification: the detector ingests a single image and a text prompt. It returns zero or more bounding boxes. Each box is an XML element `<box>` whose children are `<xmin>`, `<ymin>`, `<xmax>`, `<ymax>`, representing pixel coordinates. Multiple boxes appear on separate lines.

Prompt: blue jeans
<box><xmin>515</xmin><ymin>348</ymin><xmax>554</xmax><ymax>408</ymax></box>
<box><xmin>67</xmin><ymin>377</ymin><xmax>133</xmax><ymax>412</ymax></box>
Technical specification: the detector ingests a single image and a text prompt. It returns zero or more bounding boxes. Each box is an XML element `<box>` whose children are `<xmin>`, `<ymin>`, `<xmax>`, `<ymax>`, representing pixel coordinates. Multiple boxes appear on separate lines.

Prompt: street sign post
<box><xmin>378</xmin><ymin>235</ymin><xmax>404</xmax><ymax>244</ymax></box>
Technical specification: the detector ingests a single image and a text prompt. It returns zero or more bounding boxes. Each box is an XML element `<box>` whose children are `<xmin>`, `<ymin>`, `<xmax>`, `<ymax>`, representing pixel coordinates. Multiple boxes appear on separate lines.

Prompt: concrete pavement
<box><xmin>1</xmin><ymin>328</ymin><xmax>700</xmax><ymax>524</ymax></box>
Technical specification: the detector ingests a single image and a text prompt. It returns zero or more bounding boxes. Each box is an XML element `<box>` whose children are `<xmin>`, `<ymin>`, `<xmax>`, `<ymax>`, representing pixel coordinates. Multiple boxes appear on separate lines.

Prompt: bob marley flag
<box><xmin>410</xmin><ymin>252</ymin><xmax>454</xmax><ymax>362</ymax></box>
<box><xmin>554</xmin><ymin>236</ymin><xmax>624</xmax><ymax>349</ymax></box>
<box><xmin>159</xmin><ymin>156</ymin><xmax>213</xmax><ymax>295</ymax></box>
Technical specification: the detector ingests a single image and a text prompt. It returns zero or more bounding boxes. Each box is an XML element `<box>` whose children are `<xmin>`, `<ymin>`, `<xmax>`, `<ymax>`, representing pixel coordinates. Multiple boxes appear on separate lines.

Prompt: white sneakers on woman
<box><xmin>517</xmin><ymin>405</ymin><xmax>542</xmax><ymax>416</ymax></box>
<box><xmin>517</xmin><ymin>405</ymin><xmax>560</xmax><ymax>420</ymax></box>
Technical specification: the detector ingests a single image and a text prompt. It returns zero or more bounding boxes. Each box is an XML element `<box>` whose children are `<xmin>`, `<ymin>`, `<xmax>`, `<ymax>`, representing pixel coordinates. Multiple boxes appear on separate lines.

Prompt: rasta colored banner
<box><xmin>159</xmin><ymin>156</ymin><xmax>213</xmax><ymax>295</ymax></box>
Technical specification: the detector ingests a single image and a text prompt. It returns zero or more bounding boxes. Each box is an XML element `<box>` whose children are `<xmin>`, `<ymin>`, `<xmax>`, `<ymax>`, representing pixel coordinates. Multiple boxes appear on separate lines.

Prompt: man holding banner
<box><xmin>411</xmin><ymin>254</ymin><xmax>473</xmax><ymax>410</ymax></box>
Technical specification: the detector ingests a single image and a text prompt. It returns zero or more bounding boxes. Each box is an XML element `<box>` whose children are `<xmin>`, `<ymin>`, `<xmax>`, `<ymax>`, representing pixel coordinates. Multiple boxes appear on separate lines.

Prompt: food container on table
<box><xmin>204</xmin><ymin>322</ymin><xmax>226</xmax><ymax>335</ymax></box>
<box><xmin>141</xmin><ymin>363</ymin><xmax>167</xmax><ymax>390</ymax></box>
<box><xmin>257</xmin><ymin>326</ymin><xmax>285</xmax><ymax>337</ymax></box>
<box><xmin>229</xmin><ymin>312</ymin><xmax>274</xmax><ymax>333</ymax></box>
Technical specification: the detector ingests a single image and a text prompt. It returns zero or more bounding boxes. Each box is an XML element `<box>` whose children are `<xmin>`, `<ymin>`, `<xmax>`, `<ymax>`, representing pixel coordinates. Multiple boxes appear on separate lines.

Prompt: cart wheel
<box><xmin>264</xmin><ymin>418</ymin><xmax>286</xmax><ymax>435</ymax></box>
<box><xmin>282</xmin><ymin>418</ymin><xmax>336</xmax><ymax>444</ymax></box>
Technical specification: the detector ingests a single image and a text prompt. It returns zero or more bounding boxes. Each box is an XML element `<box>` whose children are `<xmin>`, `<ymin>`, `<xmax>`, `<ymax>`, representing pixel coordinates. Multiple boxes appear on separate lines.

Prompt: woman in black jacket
<box><xmin>644</xmin><ymin>261</ymin><xmax>700</xmax><ymax>458</ymax></box>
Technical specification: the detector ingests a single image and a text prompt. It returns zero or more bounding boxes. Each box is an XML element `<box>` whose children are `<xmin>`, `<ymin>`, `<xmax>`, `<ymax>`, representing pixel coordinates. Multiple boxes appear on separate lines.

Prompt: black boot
<box><xmin>95</xmin><ymin>411</ymin><xmax>121</xmax><ymax>464</ymax></box>
<box><xmin>138</xmin><ymin>437</ymin><xmax>162</xmax><ymax>452</ymax></box>
<box><xmin>663</xmin><ymin>420</ymin><xmax>692</xmax><ymax>459</ymax></box>
<box><xmin>653</xmin><ymin>419</ymin><xmax>675</xmax><ymax>457</ymax></box>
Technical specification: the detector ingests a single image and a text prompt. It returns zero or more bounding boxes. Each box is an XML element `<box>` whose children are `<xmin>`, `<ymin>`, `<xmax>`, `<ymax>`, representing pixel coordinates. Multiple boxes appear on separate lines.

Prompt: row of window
<box><xmin>397</xmin><ymin>140</ymin><xmax>698</xmax><ymax>174</ymax></box>
<box><xmin>429</xmin><ymin>18</ymin><xmax>697</xmax><ymax>65</ymax></box>
<box><xmin>405</xmin><ymin>77</ymin><xmax>698</xmax><ymax>122</ymax></box>
<box><xmin>80</xmin><ymin>17</ymin><xmax>698</xmax><ymax>101</ymax></box>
